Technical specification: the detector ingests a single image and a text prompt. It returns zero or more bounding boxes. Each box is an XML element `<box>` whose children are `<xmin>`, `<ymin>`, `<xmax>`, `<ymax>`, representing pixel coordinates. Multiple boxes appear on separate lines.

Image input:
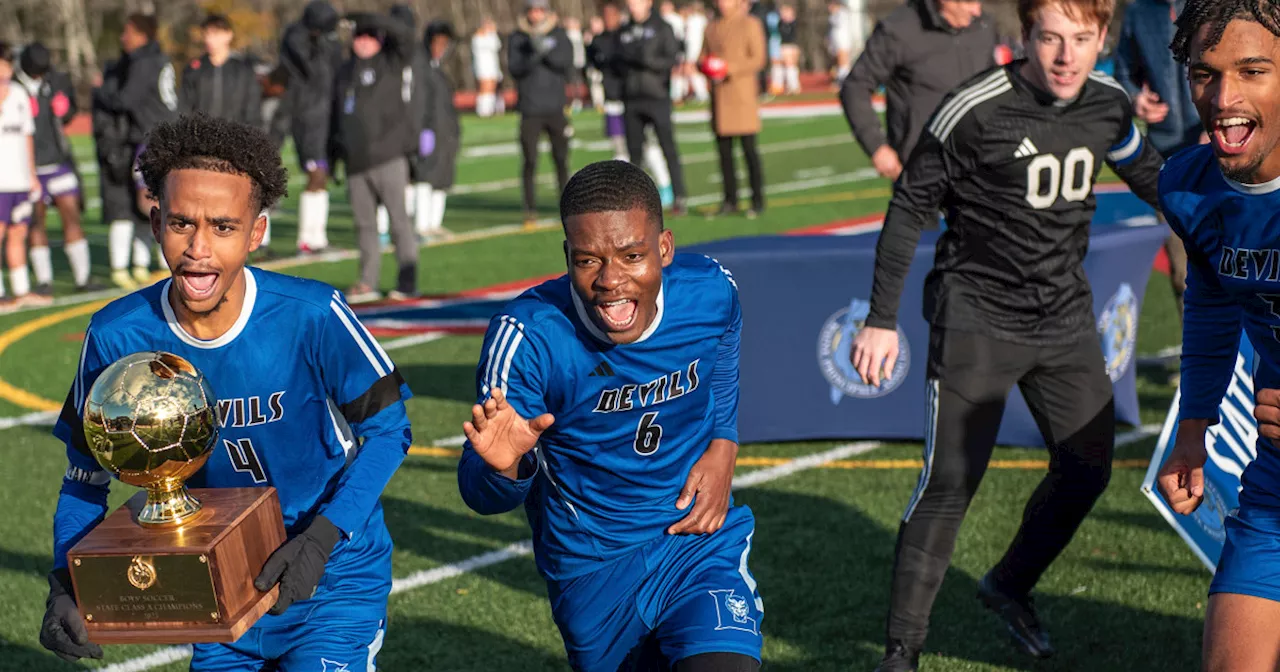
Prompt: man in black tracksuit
<box><xmin>587</xmin><ymin>2</ymin><xmax>628</xmax><ymax>160</ymax></box>
<box><xmin>181</xmin><ymin>14</ymin><xmax>262</xmax><ymax>127</ymax></box>
<box><xmin>840</xmin><ymin>0</ymin><xmax>994</xmax><ymax>182</ymax></box>
<box><xmin>331</xmin><ymin>13</ymin><xmax>419</xmax><ymax>301</ymax></box>
<box><xmin>417</xmin><ymin>20</ymin><xmax>462</xmax><ymax>236</ymax></box>
<box><xmin>619</xmin><ymin>0</ymin><xmax>686</xmax><ymax>215</ymax></box>
<box><xmin>509</xmin><ymin>0</ymin><xmax>574</xmax><ymax>226</ymax></box>
<box><xmin>94</xmin><ymin>13</ymin><xmax>178</xmax><ymax>289</ymax></box>
<box><xmin>17</xmin><ymin>43</ymin><xmax>96</xmax><ymax>294</ymax></box>
<box><xmin>280</xmin><ymin>0</ymin><xmax>343</xmax><ymax>253</ymax></box>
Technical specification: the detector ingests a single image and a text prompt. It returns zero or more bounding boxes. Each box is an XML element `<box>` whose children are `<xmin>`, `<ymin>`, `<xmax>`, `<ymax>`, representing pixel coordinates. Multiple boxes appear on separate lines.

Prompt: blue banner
<box><xmin>1141</xmin><ymin>335</ymin><xmax>1259</xmax><ymax>572</ymax></box>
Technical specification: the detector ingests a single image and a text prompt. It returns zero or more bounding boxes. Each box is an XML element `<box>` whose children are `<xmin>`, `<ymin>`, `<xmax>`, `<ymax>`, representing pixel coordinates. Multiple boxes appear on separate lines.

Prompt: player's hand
<box><xmin>850</xmin><ymin>325</ymin><xmax>899</xmax><ymax>388</ymax></box>
<box><xmin>254</xmin><ymin>514</ymin><xmax>341</xmax><ymax>615</ymax></box>
<box><xmin>669</xmin><ymin>439</ymin><xmax>738</xmax><ymax>535</ymax></box>
<box><xmin>1255</xmin><ymin>389</ymin><xmax>1280</xmax><ymax>440</ymax></box>
<box><xmin>463</xmin><ymin>387</ymin><xmax>555</xmax><ymax>477</ymax></box>
<box><xmin>39</xmin><ymin>568</ymin><xmax>103</xmax><ymax>663</ymax></box>
<box><xmin>871</xmin><ymin>145</ymin><xmax>903</xmax><ymax>182</ymax></box>
<box><xmin>1157</xmin><ymin>419</ymin><xmax>1210</xmax><ymax>515</ymax></box>
<box><xmin>1134</xmin><ymin>85</ymin><xmax>1169</xmax><ymax>124</ymax></box>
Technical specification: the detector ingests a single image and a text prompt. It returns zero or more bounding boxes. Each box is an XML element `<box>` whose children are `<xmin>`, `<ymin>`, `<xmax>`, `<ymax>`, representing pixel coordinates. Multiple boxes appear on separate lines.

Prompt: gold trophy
<box><xmin>66</xmin><ymin>352</ymin><xmax>286</xmax><ymax>644</ymax></box>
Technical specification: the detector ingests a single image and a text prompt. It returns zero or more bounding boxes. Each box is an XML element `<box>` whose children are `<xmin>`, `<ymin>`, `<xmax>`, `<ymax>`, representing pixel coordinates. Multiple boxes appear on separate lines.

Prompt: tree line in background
<box><xmin>1</xmin><ymin>0</ymin><xmax>1121</xmax><ymax>108</ymax></box>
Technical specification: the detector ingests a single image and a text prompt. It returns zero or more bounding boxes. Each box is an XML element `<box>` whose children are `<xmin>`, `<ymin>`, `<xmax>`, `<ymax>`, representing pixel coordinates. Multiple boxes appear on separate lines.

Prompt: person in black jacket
<box><xmin>620</xmin><ymin>0</ymin><xmax>687</xmax><ymax>215</ymax></box>
<box><xmin>840</xmin><ymin>0</ymin><xmax>993</xmax><ymax>182</ymax></box>
<box><xmin>509</xmin><ymin>0</ymin><xmax>574</xmax><ymax>227</ymax></box>
<box><xmin>91</xmin><ymin>58</ymin><xmax>139</xmax><ymax>291</ymax></box>
<box><xmin>95</xmin><ymin>14</ymin><xmax>178</xmax><ymax>290</ymax></box>
<box><xmin>588</xmin><ymin>2</ymin><xmax>628</xmax><ymax>160</ymax></box>
<box><xmin>17</xmin><ymin>43</ymin><xmax>97</xmax><ymax>295</ymax></box>
<box><xmin>416</xmin><ymin>19</ymin><xmax>461</xmax><ymax>237</ymax></box>
<box><xmin>280</xmin><ymin>0</ymin><xmax>343</xmax><ymax>254</ymax></box>
<box><xmin>331</xmin><ymin>13</ymin><xmax>419</xmax><ymax>303</ymax></box>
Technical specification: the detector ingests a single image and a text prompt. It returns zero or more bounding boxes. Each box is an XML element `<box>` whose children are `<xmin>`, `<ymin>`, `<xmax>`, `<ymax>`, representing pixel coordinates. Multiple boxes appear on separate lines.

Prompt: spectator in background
<box><xmin>181</xmin><ymin>14</ymin><xmax>268</xmax><ymax>250</ymax></box>
<box><xmin>620</xmin><ymin>0</ymin><xmax>688</xmax><ymax>215</ymax></box>
<box><xmin>660</xmin><ymin>1</ymin><xmax>687</xmax><ymax>102</ymax></box>
<box><xmin>509</xmin><ymin>0</ymin><xmax>574</xmax><ymax>227</ymax></box>
<box><xmin>386</xmin><ymin>3</ymin><xmax>429</xmax><ymax>247</ymax></box>
<box><xmin>840</xmin><ymin>0</ymin><xmax>993</xmax><ymax>181</ymax></box>
<box><xmin>778</xmin><ymin>4</ymin><xmax>801</xmax><ymax>94</ymax></box>
<box><xmin>331</xmin><ymin>13</ymin><xmax>420</xmax><ymax>303</ymax></box>
<box><xmin>588</xmin><ymin>1</ymin><xmax>629</xmax><ymax>159</ymax></box>
<box><xmin>91</xmin><ymin>57</ymin><xmax>138</xmax><ymax>291</ymax></box>
<box><xmin>565</xmin><ymin>17</ymin><xmax>588</xmax><ymax>112</ymax></box>
<box><xmin>17</xmin><ymin>42</ymin><xmax>96</xmax><ymax>295</ymax></box>
<box><xmin>96</xmin><ymin>13</ymin><xmax>178</xmax><ymax>289</ymax></box>
<box><xmin>828</xmin><ymin>0</ymin><xmax>856</xmax><ymax>86</ymax></box>
<box><xmin>280</xmin><ymin>0</ymin><xmax>343</xmax><ymax>255</ymax></box>
<box><xmin>681</xmin><ymin>1</ymin><xmax>710</xmax><ymax>103</ymax></box>
<box><xmin>586</xmin><ymin>15</ymin><xmax>608</xmax><ymax>109</ymax></box>
<box><xmin>417</xmin><ymin>19</ymin><xmax>462</xmax><ymax>237</ymax></box>
<box><xmin>1113</xmin><ymin>0</ymin><xmax>1200</xmax><ymax>325</ymax></box>
<box><xmin>703</xmin><ymin>0</ymin><xmax>767</xmax><ymax>218</ymax></box>
<box><xmin>472</xmin><ymin>18</ymin><xmax>504</xmax><ymax>117</ymax></box>
<box><xmin>0</xmin><ymin>43</ymin><xmax>43</xmax><ymax>312</ymax></box>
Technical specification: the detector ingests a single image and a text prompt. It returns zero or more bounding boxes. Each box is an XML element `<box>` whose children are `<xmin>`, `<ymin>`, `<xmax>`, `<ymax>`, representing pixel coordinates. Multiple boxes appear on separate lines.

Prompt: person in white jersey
<box><xmin>0</xmin><ymin>43</ymin><xmax>46</xmax><ymax>312</ymax></box>
<box><xmin>661</xmin><ymin>0</ymin><xmax>688</xmax><ymax>101</ymax></box>
<box><xmin>682</xmin><ymin>1</ymin><xmax>710</xmax><ymax>103</ymax></box>
<box><xmin>471</xmin><ymin>19</ymin><xmax>504</xmax><ymax>117</ymax></box>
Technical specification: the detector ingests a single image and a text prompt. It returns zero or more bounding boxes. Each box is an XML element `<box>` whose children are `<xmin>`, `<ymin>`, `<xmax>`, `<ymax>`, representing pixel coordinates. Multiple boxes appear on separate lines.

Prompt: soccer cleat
<box><xmin>111</xmin><ymin>269</ymin><xmax>139</xmax><ymax>291</ymax></box>
<box><xmin>978</xmin><ymin>572</ymin><xmax>1054</xmax><ymax>658</ymax></box>
<box><xmin>75</xmin><ymin>279</ymin><xmax>107</xmax><ymax>293</ymax></box>
<box><xmin>386</xmin><ymin>289</ymin><xmax>418</xmax><ymax>301</ymax></box>
<box><xmin>874</xmin><ymin>640</ymin><xmax>920</xmax><ymax>672</ymax></box>
<box><xmin>131</xmin><ymin>266</ymin><xmax>151</xmax><ymax>285</ymax></box>
<box><xmin>34</xmin><ymin>283</ymin><xmax>53</xmax><ymax>298</ymax></box>
<box><xmin>345</xmin><ymin>284</ymin><xmax>381</xmax><ymax>304</ymax></box>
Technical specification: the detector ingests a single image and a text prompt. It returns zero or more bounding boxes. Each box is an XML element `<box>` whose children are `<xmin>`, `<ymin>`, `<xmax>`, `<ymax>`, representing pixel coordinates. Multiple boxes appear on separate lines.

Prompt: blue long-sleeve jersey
<box><xmin>1160</xmin><ymin>144</ymin><xmax>1280</xmax><ymax>505</ymax></box>
<box><xmin>457</xmin><ymin>253</ymin><xmax>742</xmax><ymax>581</ymax></box>
<box><xmin>51</xmin><ymin>269</ymin><xmax>412</xmax><ymax>609</ymax></box>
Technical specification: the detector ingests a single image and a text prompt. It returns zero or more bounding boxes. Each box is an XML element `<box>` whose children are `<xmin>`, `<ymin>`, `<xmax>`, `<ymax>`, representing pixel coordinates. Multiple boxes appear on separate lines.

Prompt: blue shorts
<box><xmin>1211</xmin><ymin>500</ymin><xmax>1280</xmax><ymax>601</ymax></box>
<box><xmin>548</xmin><ymin>506</ymin><xmax>764</xmax><ymax>672</ymax></box>
<box><xmin>191</xmin><ymin>615</ymin><xmax>385</xmax><ymax>671</ymax></box>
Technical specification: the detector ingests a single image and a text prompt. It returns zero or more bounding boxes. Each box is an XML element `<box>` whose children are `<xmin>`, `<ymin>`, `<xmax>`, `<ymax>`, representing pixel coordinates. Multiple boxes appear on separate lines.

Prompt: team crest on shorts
<box><xmin>708</xmin><ymin>589</ymin><xmax>759</xmax><ymax>635</ymax></box>
<box><xmin>1098</xmin><ymin>283</ymin><xmax>1137</xmax><ymax>382</ymax></box>
<box><xmin>817</xmin><ymin>298</ymin><xmax>910</xmax><ymax>403</ymax></box>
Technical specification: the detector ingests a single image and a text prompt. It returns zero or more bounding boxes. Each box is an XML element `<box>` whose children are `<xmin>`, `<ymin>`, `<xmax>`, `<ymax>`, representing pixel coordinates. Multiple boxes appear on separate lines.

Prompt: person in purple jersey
<box><xmin>1157</xmin><ymin>0</ymin><xmax>1280</xmax><ymax>669</ymax></box>
<box><xmin>457</xmin><ymin>160</ymin><xmax>759</xmax><ymax>671</ymax></box>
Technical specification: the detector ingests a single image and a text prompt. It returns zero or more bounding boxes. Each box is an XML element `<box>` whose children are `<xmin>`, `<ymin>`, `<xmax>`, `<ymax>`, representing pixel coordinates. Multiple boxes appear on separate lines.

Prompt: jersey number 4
<box><xmin>224</xmin><ymin>438</ymin><xmax>268</xmax><ymax>483</ymax></box>
<box><xmin>634</xmin><ymin>411</ymin><xmax>664</xmax><ymax>456</ymax></box>
<box><xmin>1025</xmin><ymin>147</ymin><xmax>1095</xmax><ymax>210</ymax></box>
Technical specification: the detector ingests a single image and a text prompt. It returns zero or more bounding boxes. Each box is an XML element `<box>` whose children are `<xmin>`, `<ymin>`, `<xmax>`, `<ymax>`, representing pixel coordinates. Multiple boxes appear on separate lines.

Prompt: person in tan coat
<box><xmin>702</xmin><ymin>0</ymin><xmax>767</xmax><ymax>218</ymax></box>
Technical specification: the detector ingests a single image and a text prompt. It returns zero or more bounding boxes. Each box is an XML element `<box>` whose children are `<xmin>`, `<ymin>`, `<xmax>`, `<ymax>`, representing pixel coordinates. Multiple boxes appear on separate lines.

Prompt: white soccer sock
<box><xmin>10</xmin><ymin>266</ymin><xmax>30</xmax><ymax>297</ymax></box>
<box><xmin>786</xmin><ymin>65</ymin><xmax>801</xmax><ymax>93</ymax></box>
<box><xmin>476</xmin><ymin>93</ymin><xmax>492</xmax><ymax>117</ymax></box>
<box><xmin>30</xmin><ymin>246</ymin><xmax>53</xmax><ymax>286</ymax></box>
<box><xmin>260</xmin><ymin>210</ymin><xmax>272</xmax><ymax>247</ymax></box>
<box><xmin>132</xmin><ymin>223</ymin><xmax>152</xmax><ymax>270</ymax></box>
<box><xmin>612</xmin><ymin>136</ymin><xmax>628</xmax><ymax>161</ymax></box>
<box><xmin>405</xmin><ymin>184</ymin><xmax>417</xmax><ymax>218</ymax></box>
<box><xmin>298</xmin><ymin>191</ymin><xmax>330</xmax><ymax>250</ymax></box>
<box><xmin>376</xmin><ymin>205</ymin><xmax>390</xmax><ymax>237</ymax></box>
<box><xmin>65</xmin><ymin>238</ymin><xmax>91</xmax><ymax>287</ymax></box>
<box><xmin>430</xmin><ymin>191</ymin><xmax>447</xmax><ymax>231</ymax></box>
<box><xmin>771</xmin><ymin>65</ymin><xmax>785</xmax><ymax>93</ymax></box>
<box><xmin>109</xmin><ymin>220</ymin><xmax>133</xmax><ymax>271</ymax></box>
<box><xmin>314</xmin><ymin>191</ymin><xmax>330</xmax><ymax>248</ymax></box>
<box><xmin>414</xmin><ymin>183</ymin><xmax>434</xmax><ymax>235</ymax></box>
<box><xmin>672</xmin><ymin>75</ymin><xmax>687</xmax><ymax>102</ymax></box>
<box><xmin>645</xmin><ymin>143</ymin><xmax>671</xmax><ymax>189</ymax></box>
<box><xmin>691</xmin><ymin>73</ymin><xmax>709</xmax><ymax>101</ymax></box>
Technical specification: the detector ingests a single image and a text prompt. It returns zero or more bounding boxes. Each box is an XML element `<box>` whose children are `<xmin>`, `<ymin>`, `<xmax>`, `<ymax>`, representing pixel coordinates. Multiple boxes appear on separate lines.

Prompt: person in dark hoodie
<box><xmin>840</xmin><ymin>0</ymin><xmax>994</xmax><ymax>182</ymax></box>
<box><xmin>331</xmin><ymin>12</ymin><xmax>420</xmax><ymax>303</ymax></box>
<box><xmin>94</xmin><ymin>13</ymin><xmax>178</xmax><ymax>290</ymax></box>
<box><xmin>509</xmin><ymin>0</ymin><xmax>575</xmax><ymax>227</ymax></box>
<box><xmin>588</xmin><ymin>2</ymin><xmax>628</xmax><ymax>161</ymax></box>
<box><xmin>17</xmin><ymin>42</ymin><xmax>97</xmax><ymax>295</ymax></box>
<box><xmin>280</xmin><ymin>0</ymin><xmax>343</xmax><ymax>254</ymax></box>
<box><xmin>620</xmin><ymin>0</ymin><xmax>687</xmax><ymax>215</ymax></box>
<box><xmin>416</xmin><ymin>19</ymin><xmax>461</xmax><ymax>237</ymax></box>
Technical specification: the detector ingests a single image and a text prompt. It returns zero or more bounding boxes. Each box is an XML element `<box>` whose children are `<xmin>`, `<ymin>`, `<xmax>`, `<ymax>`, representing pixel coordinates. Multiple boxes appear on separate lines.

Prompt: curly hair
<box><xmin>138</xmin><ymin>114</ymin><xmax>289</xmax><ymax>213</ymax></box>
<box><xmin>559</xmin><ymin>160</ymin><xmax>664</xmax><ymax>230</ymax></box>
<box><xmin>1172</xmin><ymin>0</ymin><xmax>1280</xmax><ymax>64</ymax></box>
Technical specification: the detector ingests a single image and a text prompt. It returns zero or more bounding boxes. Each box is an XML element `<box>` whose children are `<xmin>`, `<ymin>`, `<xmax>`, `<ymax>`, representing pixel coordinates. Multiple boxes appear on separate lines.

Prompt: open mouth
<box><xmin>1049</xmin><ymin>69</ymin><xmax>1077</xmax><ymax>88</ymax></box>
<box><xmin>177</xmin><ymin>270</ymin><xmax>219</xmax><ymax>302</ymax></box>
<box><xmin>595</xmin><ymin>298</ymin><xmax>638</xmax><ymax>330</ymax></box>
<box><xmin>1214</xmin><ymin>116</ymin><xmax>1258</xmax><ymax>155</ymax></box>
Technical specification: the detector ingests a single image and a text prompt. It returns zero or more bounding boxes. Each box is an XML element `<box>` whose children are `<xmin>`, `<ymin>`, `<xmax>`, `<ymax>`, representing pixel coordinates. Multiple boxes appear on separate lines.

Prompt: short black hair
<box><xmin>19</xmin><ymin>42</ymin><xmax>51</xmax><ymax>77</ymax></box>
<box><xmin>0</xmin><ymin>42</ymin><xmax>13</xmax><ymax>65</ymax></box>
<box><xmin>127</xmin><ymin>14</ymin><xmax>159</xmax><ymax>41</ymax></box>
<box><xmin>139</xmin><ymin>114</ymin><xmax>288</xmax><ymax>214</ymax></box>
<box><xmin>1172</xmin><ymin>0</ymin><xmax>1280</xmax><ymax>64</ymax></box>
<box><xmin>201</xmin><ymin>13</ymin><xmax>233</xmax><ymax>31</ymax></box>
<box><xmin>560</xmin><ymin>160</ymin><xmax>664</xmax><ymax>230</ymax></box>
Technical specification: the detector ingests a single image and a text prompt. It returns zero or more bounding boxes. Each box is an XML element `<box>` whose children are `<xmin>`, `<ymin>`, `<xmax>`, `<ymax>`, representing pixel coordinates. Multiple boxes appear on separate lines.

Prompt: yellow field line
<box><xmin>0</xmin><ymin>300</ymin><xmax>108</xmax><ymax>411</ymax></box>
<box><xmin>406</xmin><ymin>446</ymin><xmax>1150</xmax><ymax>471</ymax></box>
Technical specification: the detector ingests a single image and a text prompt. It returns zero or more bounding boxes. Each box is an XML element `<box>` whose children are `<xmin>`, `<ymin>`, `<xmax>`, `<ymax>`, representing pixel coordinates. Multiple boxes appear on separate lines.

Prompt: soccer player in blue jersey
<box><xmin>1156</xmin><ymin>1</ymin><xmax>1280</xmax><ymax>669</ymax></box>
<box><xmin>39</xmin><ymin>114</ymin><xmax>412</xmax><ymax>670</ymax></box>
<box><xmin>457</xmin><ymin>160</ymin><xmax>759</xmax><ymax>672</ymax></box>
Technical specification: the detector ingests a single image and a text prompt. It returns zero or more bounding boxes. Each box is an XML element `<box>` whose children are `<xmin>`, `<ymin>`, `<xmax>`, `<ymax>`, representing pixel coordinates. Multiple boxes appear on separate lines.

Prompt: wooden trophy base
<box><xmin>67</xmin><ymin>487</ymin><xmax>287</xmax><ymax>644</ymax></box>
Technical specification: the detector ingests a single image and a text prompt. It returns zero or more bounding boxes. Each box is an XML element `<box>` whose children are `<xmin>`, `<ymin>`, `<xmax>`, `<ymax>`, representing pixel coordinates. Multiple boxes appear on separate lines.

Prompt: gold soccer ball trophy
<box><xmin>82</xmin><ymin>351</ymin><xmax>218</xmax><ymax>527</ymax></box>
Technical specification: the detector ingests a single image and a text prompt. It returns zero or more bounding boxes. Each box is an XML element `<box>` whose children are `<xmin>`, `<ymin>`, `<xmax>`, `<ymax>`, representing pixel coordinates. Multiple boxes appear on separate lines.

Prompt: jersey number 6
<box><xmin>634</xmin><ymin>411</ymin><xmax>664</xmax><ymax>456</ymax></box>
<box><xmin>1024</xmin><ymin>147</ymin><xmax>1094</xmax><ymax>210</ymax></box>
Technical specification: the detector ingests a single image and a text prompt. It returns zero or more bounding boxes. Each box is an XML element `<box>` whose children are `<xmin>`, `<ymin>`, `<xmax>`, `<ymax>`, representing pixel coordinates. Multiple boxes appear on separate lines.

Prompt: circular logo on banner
<box><xmin>817</xmin><ymin>298</ymin><xmax>910</xmax><ymax>402</ymax></box>
<box><xmin>1191</xmin><ymin>480</ymin><xmax>1229</xmax><ymax>544</ymax></box>
<box><xmin>1098</xmin><ymin>283</ymin><xmax>1137</xmax><ymax>382</ymax></box>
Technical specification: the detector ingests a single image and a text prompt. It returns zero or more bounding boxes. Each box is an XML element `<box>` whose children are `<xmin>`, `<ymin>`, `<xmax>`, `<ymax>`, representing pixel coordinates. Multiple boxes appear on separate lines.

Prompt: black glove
<box><xmin>254</xmin><ymin>515</ymin><xmax>342</xmax><ymax>615</ymax></box>
<box><xmin>39</xmin><ymin>568</ymin><xmax>104</xmax><ymax>663</ymax></box>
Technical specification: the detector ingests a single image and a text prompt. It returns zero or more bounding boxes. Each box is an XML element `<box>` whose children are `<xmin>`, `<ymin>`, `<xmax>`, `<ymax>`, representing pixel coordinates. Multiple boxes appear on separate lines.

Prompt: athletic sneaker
<box><xmin>75</xmin><ymin>279</ymin><xmax>107</xmax><ymax>293</ymax></box>
<box><xmin>977</xmin><ymin>572</ymin><xmax>1054</xmax><ymax>658</ymax></box>
<box><xmin>346</xmin><ymin>284</ymin><xmax>381</xmax><ymax>304</ymax></box>
<box><xmin>386</xmin><ymin>289</ymin><xmax>418</xmax><ymax>301</ymax></box>
<box><xmin>34</xmin><ymin>283</ymin><xmax>53</xmax><ymax>298</ymax></box>
<box><xmin>874</xmin><ymin>640</ymin><xmax>920</xmax><ymax>672</ymax></box>
<box><xmin>111</xmin><ymin>269</ymin><xmax>139</xmax><ymax>291</ymax></box>
<box><xmin>131</xmin><ymin>266</ymin><xmax>151</xmax><ymax>285</ymax></box>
